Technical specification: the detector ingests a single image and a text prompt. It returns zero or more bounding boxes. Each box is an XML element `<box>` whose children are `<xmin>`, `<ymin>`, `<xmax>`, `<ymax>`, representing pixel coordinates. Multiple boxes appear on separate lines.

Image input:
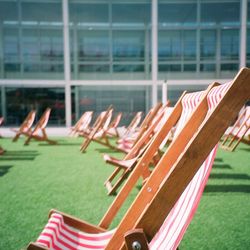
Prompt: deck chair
<box><xmin>220</xmin><ymin>105</ymin><xmax>250</xmax><ymax>151</ymax></box>
<box><xmin>12</xmin><ymin>110</ymin><xmax>36</xmax><ymax>142</ymax></box>
<box><xmin>89</xmin><ymin>112</ymin><xmax>123</xmax><ymax>150</ymax></box>
<box><xmin>27</xmin><ymin>67</ymin><xmax>250</xmax><ymax>250</ymax></box>
<box><xmin>80</xmin><ymin>106</ymin><xmax>113</xmax><ymax>152</ymax></box>
<box><xmin>24</xmin><ymin>108</ymin><xmax>56</xmax><ymax>145</ymax></box>
<box><xmin>103</xmin><ymin>105</ymin><xmax>173</xmax><ymax>195</ymax></box>
<box><xmin>101</xmin><ymin>87</ymin><xmax>214</xmax><ymax>222</ymax></box>
<box><xmin>69</xmin><ymin>111</ymin><xmax>93</xmax><ymax>137</ymax></box>
<box><xmin>106</xmin><ymin>112</ymin><xmax>123</xmax><ymax>137</ymax></box>
<box><xmin>117</xmin><ymin>102</ymin><xmax>163</xmax><ymax>153</ymax></box>
<box><xmin>119</xmin><ymin>111</ymin><xmax>143</xmax><ymax>139</ymax></box>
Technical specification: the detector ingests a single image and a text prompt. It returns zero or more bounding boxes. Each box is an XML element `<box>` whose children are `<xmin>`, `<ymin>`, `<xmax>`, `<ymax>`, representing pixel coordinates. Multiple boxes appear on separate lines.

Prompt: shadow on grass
<box><xmin>38</xmin><ymin>142</ymin><xmax>80</xmax><ymax>146</ymax></box>
<box><xmin>96</xmin><ymin>148</ymin><xmax>122</xmax><ymax>154</ymax></box>
<box><xmin>214</xmin><ymin>158</ymin><xmax>223</xmax><ymax>162</ymax></box>
<box><xmin>240</xmin><ymin>148</ymin><xmax>250</xmax><ymax>152</ymax></box>
<box><xmin>213</xmin><ymin>163</ymin><xmax>232</xmax><ymax>169</ymax></box>
<box><xmin>0</xmin><ymin>165</ymin><xmax>13</xmax><ymax>176</ymax></box>
<box><xmin>205</xmin><ymin>184</ymin><xmax>250</xmax><ymax>193</ymax></box>
<box><xmin>4</xmin><ymin>150</ymin><xmax>39</xmax><ymax>156</ymax></box>
<box><xmin>210</xmin><ymin>173</ymin><xmax>250</xmax><ymax>180</ymax></box>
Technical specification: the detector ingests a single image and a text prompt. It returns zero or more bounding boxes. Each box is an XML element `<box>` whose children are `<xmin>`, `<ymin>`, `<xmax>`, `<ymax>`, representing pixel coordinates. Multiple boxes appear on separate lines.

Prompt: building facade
<box><xmin>0</xmin><ymin>0</ymin><xmax>249</xmax><ymax>126</ymax></box>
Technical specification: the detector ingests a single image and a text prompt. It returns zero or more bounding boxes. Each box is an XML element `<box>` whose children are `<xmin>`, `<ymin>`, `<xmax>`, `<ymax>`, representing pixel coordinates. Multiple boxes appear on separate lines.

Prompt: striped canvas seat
<box><xmin>149</xmin><ymin>82</ymin><xmax>231</xmax><ymax>249</ymax></box>
<box><xmin>36</xmin><ymin>213</ymin><xmax>115</xmax><ymax>250</ymax></box>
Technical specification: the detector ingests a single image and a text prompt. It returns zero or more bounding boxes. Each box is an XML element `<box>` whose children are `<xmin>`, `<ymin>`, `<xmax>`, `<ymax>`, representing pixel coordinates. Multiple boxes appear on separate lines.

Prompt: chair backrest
<box><xmin>128</xmin><ymin>112</ymin><xmax>143</xmax><ymax>131</ymax></box>
<box><xmin>99</xmin><ymin>86</ymin><xmax>212</xmax><ymax>229</ymax></box>
<box><xmin>32</xmin><ymin>108</ymin><xmax>51</xmax><ymax>135</ymax></box>
<box><xmin>19</xmin><ymin>110</ymin><xmax>36</xmax><ymax>132</ymax></box>
<box><xmin>109</xmin><ymin>112</ymin><xmax>122</xmax><ymax>129</ymax></box>
<box><xmin>105</xmin><ymin>67</ymin><xmax>250</xmax><ymax>250</ymax></box>
<box><xmin>79</xmin><ymin>111</ymin><xmax>93</xmax><ymax>131</ymax></box>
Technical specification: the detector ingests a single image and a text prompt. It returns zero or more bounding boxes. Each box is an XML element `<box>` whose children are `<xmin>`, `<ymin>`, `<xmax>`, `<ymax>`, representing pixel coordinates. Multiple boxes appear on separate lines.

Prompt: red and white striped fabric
<box><xmin>103</xmin><ymin>154</ymin><xmax>138</xmax><ymax>169</ymax></box>
<box><xmin>150</xmin><ymin>82</ymin><xmax>231</xmax><ymax>250</ymax></box>
<box><xmin>36</xmin><ymin>213</ymin><xmax>115</xmax><ymax>250</ymax></box>
<box><xmin>93</xmin><ymin>110</ymin><xmax>113</xmax><ymax>139</ymax></box>
<box><xmin>173</xmin><ymin>91</ymin><xmax>205</xmax><ymax>140</ymax></box>
<box><xmin>79</xmin><ymin>112</ymin><xmax>93</xmax><ymax>131</ymax></box>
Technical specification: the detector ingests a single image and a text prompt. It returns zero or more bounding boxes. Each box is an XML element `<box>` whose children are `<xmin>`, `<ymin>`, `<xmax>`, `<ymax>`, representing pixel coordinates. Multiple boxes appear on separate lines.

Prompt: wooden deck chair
<box><xmin>24</xmin><ymin>108</ymin><xmax>56</xmax><ymax>145</ymax></box>
<box><xmin>12</xmin><ymin>110</ymin><xmax>36</xmax><ymax>142</ymax></box>
<box><xmin>69</xmin><ymin>111</ymin><xmax>93</xmax><ymax>137</ymax></box>
<box><xmin>106</xmin><ymin>112</ymin><xmax>123</xmax><ymax>137</ymax></box>
<box><xmin>117</xmin><ymin>102</ymin><xmax>163</xmax><ymax>153</ymax></box>
<box><xmin>80</xmin><ymin>106</ymin><xmax>113</xmax><ymax>152</ymax></box>
<box><xmin>220</xmin><ymin>105</ymin><xmax>250</xmax><ymax>151</ymax></box>
<box><xmin>26</xmin><ymin>68</ymin><xmax>250</xmax><ymax>250</ymax></box>
<box><xmin>119</xmin><ymin>111</ymin><xmax>143</xmax><ymax>139</ymax></box>
<box><xmin>90</xmin><ymin>112</ymin><xmax>123</xmax><ymax>149</ymax></box>
<box><xmin>103</xmin><ymin>105</ymin><xmax>173</xmax><ymax>195</ymax></box>
<box><xmin>101</xmin><ymin>87</ymin><xmax>213</xmax><ymax>220</ymax></box>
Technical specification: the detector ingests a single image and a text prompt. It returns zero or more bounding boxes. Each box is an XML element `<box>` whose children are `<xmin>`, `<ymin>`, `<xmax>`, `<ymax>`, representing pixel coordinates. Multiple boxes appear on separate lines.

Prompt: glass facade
<box><xmin>69</xmin><ymin>0</ymin><xmax>151</xmax><ymax>80</ymax></box>
<box><xmin>0</xmin><ymin>0</ymin><xmax>248</xmax><ymax>126</ymax></box>
<box><xmin>0</xmin><ymin>0</ymin><xmax>63</xmax><ymax>80</ymax></box>
<box><xmin>158</xmin><ymin>0</ymin><xmax>241</xmax><ymax>79</ymax></box>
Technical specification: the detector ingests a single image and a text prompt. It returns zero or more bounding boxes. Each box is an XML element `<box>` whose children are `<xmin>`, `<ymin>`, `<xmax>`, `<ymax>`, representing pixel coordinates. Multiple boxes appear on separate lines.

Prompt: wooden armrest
<box><xmin>27</xmin><ymin>242</ymin><xmax>49</xmax><ymax>250</ymax></box>
<box><xmin>49</xmin><ymin>209</ymin><xmax>106</xmax><ymax>233</ymax></box>
<box><xmin>124</xmin><ymin>228</ymin><xmax>149</xmax><ymax>250</ymax></box>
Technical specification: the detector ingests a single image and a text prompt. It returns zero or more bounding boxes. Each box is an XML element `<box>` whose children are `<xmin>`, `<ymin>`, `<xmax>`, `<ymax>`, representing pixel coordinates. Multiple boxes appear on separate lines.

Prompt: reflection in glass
<box><xmin>78</xmin><ymin>30</ymin><xmax>109</xmax><ymax>61</ymax></box>
<box><xmin>71</xmin><ymin>85</ymin><xmax>151</xmax><ymax>126</ymax></box>
<box><xmin>158</xmin><ymin>30</ymin><xmax>181</xmax><ymax>61</ymax></box>
<box><xmin>113</xmin><ymin>31</ymin><xmax>145</xmax><ymax>61</ymax></box>
<box><xmin>5</xmin><ymin>87</ymin><xmax>65</xmax><ymax>126</ymax></box>
<box><xmin>158</xmin><ymin>2</ymin><xmax>197</xmax><ymax>26</ymax></box>
<box><xmin>200</xmin><ymin>30</ymin><xmax>216</xmax><ymax>60</ymax></box>
<box><xmin>201</xmin><ymin>2</ymin><xmax>240</xmax><ymax>25</ymax></box>
<box><xmin>221</xmin><ymin>29</ymin><xmax>239</xmax><ymax>60</ymax></box>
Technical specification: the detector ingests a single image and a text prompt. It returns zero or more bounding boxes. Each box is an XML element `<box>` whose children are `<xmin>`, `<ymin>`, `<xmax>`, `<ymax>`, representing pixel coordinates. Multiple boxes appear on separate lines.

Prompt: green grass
<box><xmin>0</xmin><ymin>137</ymin><xmax>249</xmax><ymax>249</ymax></box>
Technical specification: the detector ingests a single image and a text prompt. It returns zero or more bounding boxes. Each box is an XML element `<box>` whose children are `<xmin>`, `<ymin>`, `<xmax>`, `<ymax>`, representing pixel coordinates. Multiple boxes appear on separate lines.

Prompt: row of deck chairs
<box><xmin>27</xmin><ymin>68</ymin><xmax>250</xmax><ymax>250</ymax></box>
<box><xmin>12</xmin><ymin>108</ymin><xmax>56</xmax><ymax>145</ymax></box>
<box><xmin>220</xmin><ymin>105</ymin><xmax>250</xmax><ymax>151</ymax></box>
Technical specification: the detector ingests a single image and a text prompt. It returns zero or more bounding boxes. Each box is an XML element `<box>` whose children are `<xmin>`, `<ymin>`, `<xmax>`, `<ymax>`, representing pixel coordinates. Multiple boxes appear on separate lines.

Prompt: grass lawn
<box><xmin>0</xmin><ymin>136</ymin><xmax>249</xmax><ymax>250</ymax></box>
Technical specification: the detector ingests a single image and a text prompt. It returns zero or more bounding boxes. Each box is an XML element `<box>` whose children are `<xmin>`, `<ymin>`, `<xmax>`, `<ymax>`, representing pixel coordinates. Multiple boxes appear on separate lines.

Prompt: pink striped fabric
<box><xmin>103</xmin><ymin>154</ymin><xmax>137</xmax><ymax>169</ymax></box>
<box><xmin>93</xmin><ymin>110</ymin><xmax>113</xmax><ymax>139</ymax></box>
<box><xmin>173</xmin><ymin>91</ymin><xmax>205</xmax><ymax>141</ymax></box>
<box><xmin>36</xmin><ymin>213</ymin><xmax>115</xmax><ymax>250</ymax></box>
<box><xmin>79</xmin><ymin>112</ymin><xmax>93</xmax><ymax>131</ymax></box>
<box><xmin>150</xmin><ymin>82</ymin><xmax>231</xmax><ymax>250</ymax></box>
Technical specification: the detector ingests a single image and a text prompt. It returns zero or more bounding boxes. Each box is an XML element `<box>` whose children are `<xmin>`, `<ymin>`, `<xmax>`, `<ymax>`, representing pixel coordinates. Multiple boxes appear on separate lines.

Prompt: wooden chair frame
<box><xmin>69</xmin><ymin>111</ymin><xmax>93</xmax><ymax>137</ymax></box>
<box><xmin>104</xmin><ymin>104</ymin><xmax>178</xmax><ymax>196</ymax></box>
<box><xmin>24</xmin><ymin>108</ymin><xmax>56</xmax><ymax>145</ymax></box>
<box><xmin>80</xmin><ymin>106</ymin><xmax>113</xmax><ymax>152</ymax></box>
<box><xmin>12</xmin><ymin>110</ymin><xmax>36</xmax><ymax>142</ymax></box>
<box><xmin>27</xmin><ymin>68</ymin><xmax>250</xmax><ymax>250</ymax></box>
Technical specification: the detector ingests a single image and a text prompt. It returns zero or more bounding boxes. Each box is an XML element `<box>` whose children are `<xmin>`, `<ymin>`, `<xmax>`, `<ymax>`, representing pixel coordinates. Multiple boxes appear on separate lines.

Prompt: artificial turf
<box><xmin>0</xmin><ymin>136</ymin><xmax>249</xmax><ymax>249</ymax></box>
